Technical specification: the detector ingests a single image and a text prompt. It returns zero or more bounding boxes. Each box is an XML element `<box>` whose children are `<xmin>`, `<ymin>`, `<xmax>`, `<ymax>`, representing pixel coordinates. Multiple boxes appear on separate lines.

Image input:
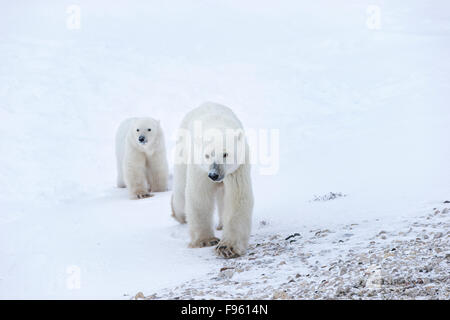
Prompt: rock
<box><xmin>434</xmin><ymin>232</ymin><xmax>443</xmax><ymax>239</ymax></box>
<box><xmin>273</xmin><ymin>290</ymin><xmax>290</xmax><ymax>299</ymax></box>
<box><xmin>219</xmin><ymin>267</ymin><xmax>234</xmax><ymax>272</ymax></box>
<box><xmin>335</xmin><ymin>286</ymin><xmax>350</xmax><ymax>296</ymax></box>
<box><xmin>219</xmin><ymin>269</ymin><xmax>235</xmax><ymax>279</ymax></box>
<box><xmin>134</xmin><ymin>292</ymin><xmax>145</xmax><ymax>300</ymax></box>
<box><xmin>285</xmin><ymin>233</ymin><xmax>301</xmax><ymax>241</ymax></box>
<box><xmin>314</xmin><ymin>229</ymin><xmax>331</xmax><ymax>238</ymax></box>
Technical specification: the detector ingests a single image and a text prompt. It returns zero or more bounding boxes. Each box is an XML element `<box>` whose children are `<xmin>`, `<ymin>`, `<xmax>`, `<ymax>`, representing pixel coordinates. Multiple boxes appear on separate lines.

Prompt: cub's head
<box><xmin>129</xmin><ymin>118</ymin><xmax>161</xmax><ymax>149</ymax></box>
<box><xmin>197</xmin><ymin>129</ymin><xmax>247</xmax><ymax>183</ymax></box>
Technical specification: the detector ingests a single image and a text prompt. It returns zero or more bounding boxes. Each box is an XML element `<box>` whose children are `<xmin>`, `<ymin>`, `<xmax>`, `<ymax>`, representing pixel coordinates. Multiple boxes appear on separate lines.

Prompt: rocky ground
<box><xmin>136</xmin><ymin>202</ymin><xmax>449</xmax><ymax>300</ymax></box>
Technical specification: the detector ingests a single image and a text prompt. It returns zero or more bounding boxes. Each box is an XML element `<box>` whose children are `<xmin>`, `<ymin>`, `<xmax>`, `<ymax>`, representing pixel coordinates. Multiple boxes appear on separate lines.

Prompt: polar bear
<box><xmin>171</xmin><ymin>102</ymin><xmax>254</xmax><ymax>258</ymax></box>
<box><xmin>115</xmin><ymin>117</ymin><xmax>169</xmax><ymax>199</ymax></box>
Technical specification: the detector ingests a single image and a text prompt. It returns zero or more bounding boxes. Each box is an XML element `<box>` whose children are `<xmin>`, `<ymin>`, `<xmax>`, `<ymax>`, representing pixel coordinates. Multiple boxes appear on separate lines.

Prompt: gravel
<box><xmin>137</xmin><ymin>204</ymin><xmax>449</xmax><ymax>300</ymax></box>
<box><xmin>312</xmin><ymin>192</ymin><xmax>347</xmax><ymax>202</ymax></box>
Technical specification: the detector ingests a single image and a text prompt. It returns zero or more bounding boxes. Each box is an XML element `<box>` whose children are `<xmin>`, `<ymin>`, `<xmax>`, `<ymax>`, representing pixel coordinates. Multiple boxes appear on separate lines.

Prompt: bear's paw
<box><xmin>132</xmin><ymin>192</ymin><xmax>154</xmax><ymax>200</ymax></box>
<box><xmin>189</xmin><ymin>237</ymin><xmax>220</xmax><ymax>248</ymax></box>
<box><xmin>215</xmin><ymin>241</ymin><xmax>243</xmax><ymax>259</ymax></box>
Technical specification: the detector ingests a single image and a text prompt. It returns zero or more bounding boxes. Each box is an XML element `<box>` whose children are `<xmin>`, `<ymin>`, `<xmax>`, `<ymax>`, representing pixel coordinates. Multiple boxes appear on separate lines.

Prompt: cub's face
<box><xmin>130</xmin><ymin>118</ymin><xmax>160</xmax><ymax>149</ymax></box>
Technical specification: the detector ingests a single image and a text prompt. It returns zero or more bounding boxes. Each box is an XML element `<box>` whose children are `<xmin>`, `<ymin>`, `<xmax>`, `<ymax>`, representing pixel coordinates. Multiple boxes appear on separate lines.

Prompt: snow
<box><xmin>0</xmin><ymin>0</ymin><xmax>449</xmax><ymax>299</ymax></box>
<box><xmin>147</xmin><ymin>206</ymin><xmax>449</xmax><ymax>300</ymax></box>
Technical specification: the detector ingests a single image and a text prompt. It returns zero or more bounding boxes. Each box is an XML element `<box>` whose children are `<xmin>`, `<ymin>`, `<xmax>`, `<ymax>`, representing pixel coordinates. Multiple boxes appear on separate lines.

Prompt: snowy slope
<box><xmin>0</xmin><ymin>0</ymin><xmax>449</xmax><ymax>299</ymax></box>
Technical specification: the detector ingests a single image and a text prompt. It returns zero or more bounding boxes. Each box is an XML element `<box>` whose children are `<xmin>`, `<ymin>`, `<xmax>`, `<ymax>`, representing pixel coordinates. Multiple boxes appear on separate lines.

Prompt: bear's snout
<box><xmin>208</xmin><ymin>172</ymin><xmax>220</xmax><ymax>181</ymax></box>
<box><xmin>138</xmin><ymin>135</ymin><xmax>146</xmax><ymax>143</ymax></box>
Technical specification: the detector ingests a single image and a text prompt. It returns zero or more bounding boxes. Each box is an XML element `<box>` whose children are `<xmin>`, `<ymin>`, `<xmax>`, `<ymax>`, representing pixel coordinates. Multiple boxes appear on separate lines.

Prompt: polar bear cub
<box><xmin>171</xmin><ymin>102</ymin><xmax>254</xmax><ymax>258</ymax></box>
<box><xmin>115</xmin><ymin>117</ymin><xmax>168</xmax><ymax>199</ymax></box>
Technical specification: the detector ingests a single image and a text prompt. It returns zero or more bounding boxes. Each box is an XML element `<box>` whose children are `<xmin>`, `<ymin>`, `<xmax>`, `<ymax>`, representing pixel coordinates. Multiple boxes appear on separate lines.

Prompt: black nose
<box><xmin>208</xmin><ymin>172</ymin><xmax>219</xmax><ymax>181</ymax></box>
<box><xmin>138</xmin><ymin>135</ymin><xmax>145</xmax><ymax>143</ymax></box>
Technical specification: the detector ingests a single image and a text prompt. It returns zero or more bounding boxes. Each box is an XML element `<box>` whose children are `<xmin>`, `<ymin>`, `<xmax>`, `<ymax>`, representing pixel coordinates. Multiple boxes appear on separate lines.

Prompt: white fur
<box><xmin>115</xmin><ymin>117</ymin><xmax>168</xmax><ymax>199</ymax></box>
<box><xmin>171</xmin><ymin>102</ymin><xmax>254</xmax><ymax>258</ymax></box>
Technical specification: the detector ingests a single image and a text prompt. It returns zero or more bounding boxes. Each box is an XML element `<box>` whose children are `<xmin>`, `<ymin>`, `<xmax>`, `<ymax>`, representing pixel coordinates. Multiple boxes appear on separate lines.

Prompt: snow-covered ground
<box><xmin>143</xmin><ymin>204</ymin><xmax>450</xmax><ymax>300</ymax></box>
<box><xmin>0</xmin><ymin>1</ymin><xmax>449</xmax><ymax>299</ymax></box>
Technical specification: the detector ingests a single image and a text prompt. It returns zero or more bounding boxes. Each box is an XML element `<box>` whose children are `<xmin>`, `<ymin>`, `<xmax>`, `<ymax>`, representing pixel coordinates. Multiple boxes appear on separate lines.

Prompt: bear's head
<box><xmin>196</xmin><ymin>129</ymin><xmax>247</xmax><ymax>183</ymax></box>
<box><xmin>128</xmin><ymin>118</ymin><xmax>161</xmax><ymax>150</ymax></box>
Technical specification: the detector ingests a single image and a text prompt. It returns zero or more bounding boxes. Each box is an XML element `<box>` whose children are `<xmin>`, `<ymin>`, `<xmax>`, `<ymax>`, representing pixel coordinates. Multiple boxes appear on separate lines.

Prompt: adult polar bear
<box><xmin>172</xmin><ymin>102</ymin><xmax>254</xmax><ymax>258</ymax></box>
<box><xmin>116</xmin><ymin>117</ymin><xmax>168</xmax><ymax>199</ymax></box>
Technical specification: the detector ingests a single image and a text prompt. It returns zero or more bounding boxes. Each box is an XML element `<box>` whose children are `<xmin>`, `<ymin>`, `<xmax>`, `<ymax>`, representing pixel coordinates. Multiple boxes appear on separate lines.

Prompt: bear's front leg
<box><xmin>124</xmin><ymin>148</ymin><xmax>152</xmax><ymax>200</ymax></box>
<box><xmin>185</xmin><ymin>167</ymin><xmax>219</xmax><ymax>248</ymax></box>
<box><xmin>147</xmin><ymin>154</ymin><xmax>169</xmax><ymax>192</ymax></box>
<box><xmin>215</xmin><ymin>166</ymin><xmax>254</xmax><ymax>258</ymax></box>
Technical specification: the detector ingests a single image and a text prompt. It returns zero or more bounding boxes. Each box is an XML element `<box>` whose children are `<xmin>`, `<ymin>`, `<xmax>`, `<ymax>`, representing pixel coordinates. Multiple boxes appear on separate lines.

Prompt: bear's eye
<box><xmin>136</xmin><ymin>129</ymin><xmax>140</xmax><ymax>132</ymax></box>
<box><xmin>148</xmin><ymin>128</ymin><xmax>151</xmax><ymax>132</ymax></box>
<box><xmin>205</xmin><ymin>154</ymin><xmax>210</xmax><ymax>159</ymax></box>
<box><xmin>223</xmin><ymin>152</ymin><xmax>228</xmax><ymax>158</ymax></box>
